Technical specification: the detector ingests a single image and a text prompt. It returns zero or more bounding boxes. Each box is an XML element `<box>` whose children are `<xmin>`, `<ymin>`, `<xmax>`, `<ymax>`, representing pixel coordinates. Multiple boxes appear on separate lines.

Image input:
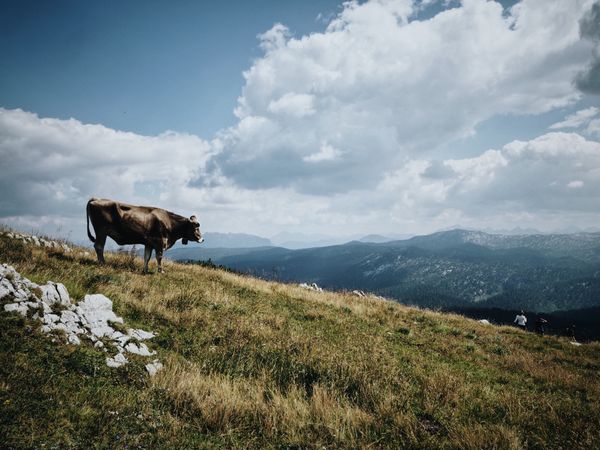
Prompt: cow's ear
<box><xmin>190</xmin><ymin>215</ymin><xmax>198</xmax><ymax>223</ymax></box>
<box><xmin>182</xmin><ymin>238</ymin><xmax>188</xmax><ymax>245</ymax></box>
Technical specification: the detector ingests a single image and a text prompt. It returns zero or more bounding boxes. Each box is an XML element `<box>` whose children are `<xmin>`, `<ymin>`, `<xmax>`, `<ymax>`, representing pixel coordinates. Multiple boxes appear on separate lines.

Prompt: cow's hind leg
<box><xmin>156</xmin><ymin>239</ymin><xmax>167</xmax><ymax>273</ymax></box>
<box><xmin>143</xmin><ymin>245</ymin><xmax>153</xmax><ymax>274</ymax></box>
<box><xmin>94</xmin><ymin>234</ymin><xmax>107</xmax><ymax>264</ymax></box>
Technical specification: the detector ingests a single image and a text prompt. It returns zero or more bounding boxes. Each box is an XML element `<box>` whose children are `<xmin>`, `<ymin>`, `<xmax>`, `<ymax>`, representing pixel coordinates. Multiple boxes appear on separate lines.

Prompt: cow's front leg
<box><xmin>156</xmin><ymin>239</ymin><xmax>167</xmax><ymax>273</ymax></box>
<box><xmin>143</xmin><ymin>245</ymin><xmax>153</xmax><ymax>274</ymax></box>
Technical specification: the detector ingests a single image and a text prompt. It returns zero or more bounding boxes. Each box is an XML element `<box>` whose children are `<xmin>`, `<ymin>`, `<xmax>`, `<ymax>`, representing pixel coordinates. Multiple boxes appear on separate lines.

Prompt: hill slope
<box><xmin>1</xmin><ymin>232</ymin><xmax>599</xmax><ymax>449</ymax></box>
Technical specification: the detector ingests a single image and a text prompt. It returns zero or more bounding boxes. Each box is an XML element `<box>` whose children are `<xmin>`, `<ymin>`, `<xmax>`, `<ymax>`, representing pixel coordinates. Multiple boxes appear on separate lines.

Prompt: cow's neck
<box><xmin>167</xmin><ymin>215</ymin><xmax>188</xmax><ymax>248</ymax></box>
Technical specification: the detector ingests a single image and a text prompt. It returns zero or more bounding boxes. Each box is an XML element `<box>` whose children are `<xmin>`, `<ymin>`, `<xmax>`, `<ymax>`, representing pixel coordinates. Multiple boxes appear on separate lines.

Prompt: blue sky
<box><xmin>1</xmin><ymin>0</ymin><xmax>346</xmax><ymax>137</ymax></box>
<box><xmin>0</xmin><ymin>0</ymin><xmax>599</xmax><ymax>241</ymax></box>
<box><xmin>1</xmin><ymin>0</ymin><xmax>521</xmax><ymax>138</ymax></box>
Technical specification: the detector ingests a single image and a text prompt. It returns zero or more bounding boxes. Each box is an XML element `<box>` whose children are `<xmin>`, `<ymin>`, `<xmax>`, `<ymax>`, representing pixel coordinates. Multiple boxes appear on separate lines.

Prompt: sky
<box><xmin>1</xmin><ymin>0</ymin><xmax>599</xmax><ymax>243</ymax></box>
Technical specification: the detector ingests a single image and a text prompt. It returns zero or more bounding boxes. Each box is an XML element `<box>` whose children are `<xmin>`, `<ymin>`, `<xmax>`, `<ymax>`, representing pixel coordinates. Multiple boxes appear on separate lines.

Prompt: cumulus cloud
<box><xmin>212</xmin><ymin>0</ymin><xmax>594</xmax><ymax>194</ymax></box>
<box><xmin>549</xmin><ymin>107</ymin><xmax>599</xmax><ymax>129</ymax></box>
<box><xmin>0</xmin><ymin>108</ymin><xmax>213</xmax><ymax>219</ymax></box>
<box><xmin>1</xmin><ymin>107</ymin><xmax>600</xmax><ymax>239</ymax></box>
<box><xmin>381</xmin><ymin>132</ymin><xmax>600</xmax><ymax>218</ymax></box>
<box><xmin>567</xmin><ymin>180</ymin><xmax>584</xmax><ymax>188</ymax></box>
<box><xmin>267</xmin><ymin>92</ymin><xmax>316</xmax><ymax>118</ymax></box>
<box><xmin>303</xmin><ymin>142</ymin><xmax>343</xmax><ymax>163</ymax></box>
<box><xmin>586</xmin><ymin>118</ymin><xmax>600</xmax><ymax>136</ymax></box>
<box><xmin>575</xmin><ymin>0</ymin><xmax>600</xmax><ymax>94</ymax></box>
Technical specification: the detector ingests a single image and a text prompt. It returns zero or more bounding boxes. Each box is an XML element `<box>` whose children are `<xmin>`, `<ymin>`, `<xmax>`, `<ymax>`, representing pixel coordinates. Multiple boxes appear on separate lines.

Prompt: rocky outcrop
<box><xmin>0</xmin><ymin>263</ymin><xmax>161</xmax><ymax>375</ymax></box>
<box><xmin>0</xmin><ymin>231</ymin><xmax>72</xmax><ymax>252</ymax></box>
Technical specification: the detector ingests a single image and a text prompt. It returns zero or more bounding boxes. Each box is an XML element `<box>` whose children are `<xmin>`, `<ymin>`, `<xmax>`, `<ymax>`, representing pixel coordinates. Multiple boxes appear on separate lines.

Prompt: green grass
<box><xmin>0</xmin><ymin>233</ymin><xmax>599</xmax><ymax>449</ymax></box>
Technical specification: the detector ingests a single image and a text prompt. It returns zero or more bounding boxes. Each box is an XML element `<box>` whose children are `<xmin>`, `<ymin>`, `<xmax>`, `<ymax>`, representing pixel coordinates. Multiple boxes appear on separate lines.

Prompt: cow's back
<box><xmin>88</xmin><ymin>198</ymin><xmax>164</xmax><ymax>245</ymax></box>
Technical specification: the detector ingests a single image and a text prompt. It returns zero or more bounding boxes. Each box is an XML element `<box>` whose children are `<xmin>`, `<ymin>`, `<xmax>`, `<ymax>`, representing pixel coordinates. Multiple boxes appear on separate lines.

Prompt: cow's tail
<box><xmin>86</xmin><ymin>199</ymin><xmax>96</xmax><ymax>243</ymax></box>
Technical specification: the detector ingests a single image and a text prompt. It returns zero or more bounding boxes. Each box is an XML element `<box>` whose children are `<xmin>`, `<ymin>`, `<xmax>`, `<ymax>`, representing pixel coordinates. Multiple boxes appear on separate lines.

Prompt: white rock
<box><xmin>55</xmin><ymin>283</ymin><xmax>70</xmax><ymax>305</ymax></box>
<box><xmin>43</xmin><ymin>313</ymin><xmax>60</xmax><ymax>324</ymax></box>
<box><xmin>88</xmin><ymin>325</ymin><xmax>116</xmax><ymax>338</ymax></box>
<box><xmin>60</xmin><ymin>310</ymin><xmax>80</xmax><ymax>324</ymax></box>
<box><xmin>128</xmin><ymin>328</ymin><xmax>155</xmax><ymax>341</ymax></box>
<box><xmin>4</xmin><ymin>302</ymin><xmax>28</xmax><ymax>316</ymax></box>
<box><xmin>40</xmin><ymin>284</ymin><xmax>61</xmax><ymax>305</ymax></box>
<box><xmin>52</xmin><ymin>323</ymin><xmax>68</xmax><ymax>332</ymax></box>
<box><xmin>478</xmin><ymin>319</ymin><xmax>491</xmax><ymax>325</ymax></box>
<box><xmin>64</xmin><ymin>322</ymin><xmax>84</xmax><ymax>334</ymax></box>
<box><xmin>0</xmin><ymin>278</ymin><xmax>14</xmax><ymax>300</ymax></box>
<box><xmin>77</xmin><ymin>294</ymin><xmax>123</xmax><ymax>326</ymax></box>
<box><xmin>570</xmin><ymin>341</ymin><xmax>583</xmax><ymax>346</ymax></box>
<box><xmin>106</xmin><ymin>352</ymin><xmax>128</xmax><ymax>368</ymax></box>
<box><xmin>14</xmin><ymin>289</ymin><xmax>29</xmax><ymax>301</ymax></box>
<box><xmin>145</xmin><ymin>360</ymin><xmax>163</xmax><ymax>376</ymax></box>
<box><xmin>94</xmin><ymin>341</ymin><xmax>104</xmax><ymax>349</ymax></box>
<box><xmin>68</xmin><ymin>334</ymin><xmax>81</xmax><ymax>345</ymax></box>
<box><xmin>24</xmin><ymin>301</ymin><xmax>39</xmax><ymax>310</ymax></box>
<box><xmin>115</xmin><ymin>335</ymin><xmax>131</xmax><ymax>346</ymax></box>
<box><xmin>125</xmin><ymin>342</ymin><xmax>156</xmax><ymax>356</ymax></box>
<box><xmin>110</xmin><ymin>330</ymin><xmax>125</xmax><ymax>340</ymax></box>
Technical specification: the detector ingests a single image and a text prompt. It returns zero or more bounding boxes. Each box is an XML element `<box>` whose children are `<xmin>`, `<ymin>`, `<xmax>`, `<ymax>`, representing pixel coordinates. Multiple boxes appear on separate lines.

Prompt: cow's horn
<box><xmin>190</xmin><ymin>215</ymin><xmax>198</xmax><ymax>223</ymax></box>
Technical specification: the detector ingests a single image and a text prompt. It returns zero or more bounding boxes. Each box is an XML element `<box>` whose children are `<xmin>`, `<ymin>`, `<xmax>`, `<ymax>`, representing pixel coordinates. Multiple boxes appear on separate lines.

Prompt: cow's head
<box><xmin>182</xmin><ymin>215</ymin><xmax>204</xmax><ymax>245</ymax></box>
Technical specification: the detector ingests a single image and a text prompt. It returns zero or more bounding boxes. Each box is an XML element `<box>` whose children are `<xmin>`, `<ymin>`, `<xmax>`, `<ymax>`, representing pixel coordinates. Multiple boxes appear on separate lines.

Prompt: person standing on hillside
<box><xmin>514</xmin><ymin>311</ymin><xmax>527</xmax><ymax>329</ymax></box>
<box><xmin>534</xmin><ymin>317</ymin><xmax>548</xmax><ymax>335</ymax></box>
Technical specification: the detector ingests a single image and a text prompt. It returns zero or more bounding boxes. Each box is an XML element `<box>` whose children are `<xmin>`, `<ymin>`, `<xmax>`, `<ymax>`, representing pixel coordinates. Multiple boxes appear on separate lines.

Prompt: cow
<box><xmin>86</xmin><ymin>198</ymin><xmax>204</xmax><ymax>273</ymax></box>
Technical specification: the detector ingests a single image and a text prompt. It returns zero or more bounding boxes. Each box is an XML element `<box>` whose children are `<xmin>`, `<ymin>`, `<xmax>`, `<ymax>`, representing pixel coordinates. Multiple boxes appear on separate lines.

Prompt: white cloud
<box><xmin>0</xmin><ymin>108</ymin><xmax>214</xmax><ymax>221</ymax></box>
<box><xmin>381</xmin><ymin>132</ymin><xmax>600</xmax><ymax>218</ymax></box>
<box><xmin>303</xmin><ymin>142</ymin><xmax>343</xmax><ymax>162</ymax></box>
<box><xmin>267</xmin><ymin>92</ymin><xmax>316</xmax><ymax>117</ymax></box>
<box><xmin>1</xmin><ymin>107</ymin><xmax>600</xmax><ymax>240</ymax></box>
<box><xmin>586</xmin><ymin>118</ymin><xmax>600</xmax><ymax>136</ymax></box>
<box><xmin>213</xmin><ymin>0</ymin><xmax>594</xmax><ymax>194</ymax></box>
<box><xmin>567</xmin><ymin>180</ymin><xmax>584</xmax><ymax>188</ymax></box>
<box><xmin>549</xmin><ymin>107</ymin><xmax>599</xmax><ymax>129</ymax></box>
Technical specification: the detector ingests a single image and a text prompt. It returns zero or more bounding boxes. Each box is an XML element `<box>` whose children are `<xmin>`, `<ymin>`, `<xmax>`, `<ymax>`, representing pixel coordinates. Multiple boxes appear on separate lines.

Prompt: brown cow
<box><xmin>86</xmin><ymin>198</ymin><xmax>203</xmax><ymax>273</ymax></box>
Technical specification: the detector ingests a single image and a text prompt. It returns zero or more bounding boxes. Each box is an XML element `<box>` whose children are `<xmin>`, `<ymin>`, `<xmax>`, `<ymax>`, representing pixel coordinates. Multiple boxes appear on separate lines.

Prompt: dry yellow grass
<box><xmin>1</xmin><ymin>233</ymin><xmax>599</xmax><ymax>449</ymax></box>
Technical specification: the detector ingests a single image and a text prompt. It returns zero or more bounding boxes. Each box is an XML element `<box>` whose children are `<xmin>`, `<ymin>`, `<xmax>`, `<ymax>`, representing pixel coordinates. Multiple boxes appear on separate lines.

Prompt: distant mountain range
<box><xmin>169</xmin><ymin>229</ymin><xmax>600</xmax><ymax>313</ymax></box>
<box><xmin>170</xmin><ymin>232</ymin><xmax>272</xmax><ymax>249</ymax></box>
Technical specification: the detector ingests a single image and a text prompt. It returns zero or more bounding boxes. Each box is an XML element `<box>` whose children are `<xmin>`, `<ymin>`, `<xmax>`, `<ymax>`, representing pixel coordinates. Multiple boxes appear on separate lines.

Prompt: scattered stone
<box><xmin>299</xmin><ymin>282</ymin><xmax>323</xmax><ymax>292</ymax></box>
<box><xmin>43</xmin><ymin>314</ymin><xmax>60</xmax><ymax>324</ymax></box>
<box><xmin>145</xmin><ymin>360</ymin><xmax>163</xmax><ymax>376</ymax></box>
<box><xmin>106</xmin><ymin>352</ymin><xmax>128</xmax><ymax>368</ymax></box>
<box><xmin>40</xmin><ymin>282</ymin><xmax>70</xmax><ymax>307</ymax></box>
<box><xmin>128</xmin><ymin>329</ymin><xmax>156</xmax><ymax>341</ymax></box>
<box><xmin>77</xmin><ymin>294</ymin><xmax>123</xmax><ymax>338</ymax></box>
<box><xmin>68</xmin><ymin>334</ymin><xmax>81</xmax><ymax>345</ymax></box>
<box><xmin>478</xmin><ymin>319</ymin><xmax>491</xmax><ymax>325</ymax></box>
<box><xmin>570</xmin><ymin>341</ymin><xmax>583</xmax><ymax>346</ymax></box>
<box><xmin>0</xmin><ymin>262</ymin><xmax>160</xmax><ymax>371</ymax></box>
<box><xmin>125</xmin><ymin>342</ymin><xmax>156</xmax><ymax>356</ymax></box>
<box><xmin>60</xmin><ymin>310</ymin><xmax>79</xmax><ymax>323</ymax></box>
<box><xmin>4</xmin><ymin>302</ymin><xmax>28</xmax><ymax>317</ymax></box>
<box><xmin>0</xmin><ymin>231</ymin><xmax>72</xmax><ymax>253</ymax></box>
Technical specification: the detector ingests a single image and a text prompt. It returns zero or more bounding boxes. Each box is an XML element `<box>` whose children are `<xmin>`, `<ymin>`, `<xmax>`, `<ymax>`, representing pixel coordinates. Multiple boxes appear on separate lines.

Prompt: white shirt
<box><xmin>514</xmin><ymin>314</ymin><xmax>527</xmax><ymax>326</ymax></box>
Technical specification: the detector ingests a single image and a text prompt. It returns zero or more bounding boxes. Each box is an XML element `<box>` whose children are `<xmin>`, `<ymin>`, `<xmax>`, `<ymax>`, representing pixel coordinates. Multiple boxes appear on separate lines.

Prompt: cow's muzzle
<box><xmin>198</xmin><ymin>237</ymin><xmax>204</xmax><ymax>243</ymax></box>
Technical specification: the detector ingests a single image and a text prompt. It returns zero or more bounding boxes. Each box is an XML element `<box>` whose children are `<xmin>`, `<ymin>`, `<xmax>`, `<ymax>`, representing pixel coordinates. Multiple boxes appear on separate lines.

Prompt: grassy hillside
<box><xmin>1</xmin><ymin>233</ymin><xmax>599</xmax><ymax>449</ymax></box>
